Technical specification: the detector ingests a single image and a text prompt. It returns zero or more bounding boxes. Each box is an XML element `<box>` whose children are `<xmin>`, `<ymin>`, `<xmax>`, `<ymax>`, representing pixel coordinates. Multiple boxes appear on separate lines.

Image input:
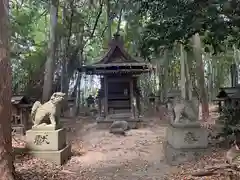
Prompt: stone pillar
<box><xmin>164</xmin><ymin>98</ymin><xmax>208</xmax><ymax>165</ymax></box>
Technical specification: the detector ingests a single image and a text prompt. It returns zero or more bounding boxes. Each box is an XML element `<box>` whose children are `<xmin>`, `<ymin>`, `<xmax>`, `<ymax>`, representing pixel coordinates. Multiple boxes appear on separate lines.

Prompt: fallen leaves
<box><xmin>14</xmin><ymin>155</ymin><xmax>64</xmax><ymax>180</ymax></box>
<box><xmin>11</xmin><ymin>109</ymin><xmax>234</xmax><ymax>180</ymax></box>
<box><xmin>167</xmin><ymin>148</ymin><xmax>240</xmax><ymax>180</ymax></box>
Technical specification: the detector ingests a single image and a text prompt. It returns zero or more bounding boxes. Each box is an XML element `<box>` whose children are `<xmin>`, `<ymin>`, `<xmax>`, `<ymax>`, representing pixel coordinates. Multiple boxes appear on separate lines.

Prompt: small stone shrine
<box><xmin>25</xmin><ymin>92</ymin><xmax>71</xmax><ymax>165</ymax></box>
<box><xmin>11</xmin><ymin>95</ymin><xmax>32</xmax><ymax>135</ymax></box>
<box><xmin>79</xmin><ymin>33</ymin><xmax>153</xmax><ymax>128</ymax></box>
<box><xmin>164</xmin><ymin>96</ymin><xmax>208</xmax><ymax>165</ymax></box>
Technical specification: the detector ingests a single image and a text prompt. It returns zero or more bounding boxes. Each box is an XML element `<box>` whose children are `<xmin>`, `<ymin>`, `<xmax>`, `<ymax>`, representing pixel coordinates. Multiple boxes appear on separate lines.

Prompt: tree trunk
<box><xmin>158</xmin><ymin>50</ymin><xmax>168</xmax><ymax>102</ymax></box>
<box><xmin>0</xmin><ymin>0</ymin><xmax>15</xmax><ymax>179</ymax></box>
<box><xmin>106</xmin><ymin>0</ymin><xmax>112</xmax><ymax>40</ymax></box>
<box><xmin>186</xmin><ymin>50</ymin><xmax>194</xmax><ymax>99</ymax></box>
<box><xmin>74</xmin><ymin>25</ymin><xmax>84</xmax><ymax>115</ymax></box>
<box><xmin>61</xmin><ymin>0</ymin><xmax>75</xmax><ymax>96</ymax></box>
<box><xmin>206</xmin><ymin>54</ymin><xmax>213</xmax><ymax>101</ymax></box>
<box><xmin>163</xmin><ymin>50</ymin><xmax>169</xmax><ymax>101</ymax></box>
<box><xmin>60</xmin><ymin>4</ymin><xmax>67</xmax><ymax>93</ymax></box>
<box><xmin>116</xmin><ymin>7</ymin><xmax>123</xmax><ymax>34</ymax></box>
<box><xmin>180</xmin><ymin>44</ymin><xmax>192</xmax><ymax>100</ymax></box>
<box><xmin>157</xmin><ymin>59</ymin><xmax>162</xmax><ymax>100</ymax></box>
<box><xmin>192</xmin><ymin>33</ymin><xmax>209</xmax><ymax>120</ymax></box>
<box><xmin>75</xmin><ymin>72</ymin><xmax>82</xmax><ymax>115</ymax></box>
<box><xmin>42</xmin><ymin>0</ymin><xmax>58</xmax><ymax>102</ymax></box>
<box><xmin>180</xmin><ymin>44</ymin><xmax>187</xmax><ymax>99</ymax></box>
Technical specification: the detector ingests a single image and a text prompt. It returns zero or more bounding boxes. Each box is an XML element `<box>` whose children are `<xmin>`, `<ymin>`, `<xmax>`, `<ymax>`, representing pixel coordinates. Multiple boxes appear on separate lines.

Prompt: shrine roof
<box><xmin>11</xmin><ymin>95</ymin><xmax>30</xmax><ymax>105</ymax></box>
<box><xmin>78</xmin><ymin>34</ymin><xmax>154</xmax><ymax>75</ymax></box>
<box><xmin>167</xmin><ymin>89</ymin><xmax>181</xmax><ymax>98</ymax></box>
<box><xmin>215</xmin><ymin>86</ymin><xmax>240</xmax><ymax>100</ymax></box>
<box><xmin>229</xmin><ymin>90</ymin><xmax>240</xmax><ymax>99</ymax></box>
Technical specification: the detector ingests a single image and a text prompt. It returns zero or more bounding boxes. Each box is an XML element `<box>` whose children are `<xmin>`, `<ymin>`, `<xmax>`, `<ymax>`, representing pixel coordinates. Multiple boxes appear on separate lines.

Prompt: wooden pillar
<box><xmin>134</xmin><ymin>77</ymin><xmax>141</xmax><ymax>116</ymax></box>
<box><xmin>230</xmin><ymin>64</ymin><xmax>238</xmax><ymax>87</ymax></box>
<box><xmin>104</xmin><ymin>76</ymin><xmax>108</xmax><ymax>117</ymax></box>
<box><xmin>100</xmin><ymin>78</ymin><xmax>104</xmax><ymax>116</ymax></box>
<box><xmin>20</xmin><ymin>109</ymin><xmax>23</xmax><ymax>125</ymax></box>
<box><xmin>130</xmin><ymin>78</ymin><xmax>135</xmax><ymax>118</ymax></box>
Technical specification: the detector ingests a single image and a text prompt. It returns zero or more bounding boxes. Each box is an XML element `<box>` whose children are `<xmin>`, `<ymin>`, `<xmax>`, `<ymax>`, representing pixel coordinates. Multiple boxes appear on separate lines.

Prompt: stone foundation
<box><xmin>28</xmin><ymin>145</ymin><xmax>71</xmax><ymax>165</ymax></box>
<box><xmin>164</xmin><ymin>123</ymin><xmax>208</xmax><ymax>165</ymax></box>
<box><xmin>97</xmin><ymin>120</ymin><xmax>143</xmax><ymax>129</ymax></box>
<box><xmin>26</xmin><ymin>128</ymin><xmax>66</xmax><ymax>151</ymax></box>
<box><xmin>163</xmin><ymin>142</ymin><xmax>206</xmax><ymax>165</ymax></box>
<box><xmin>26</xmin><ymin>126</ymin><xmax>71</xmax><ymax>165</ymax></box>
<box><xmin>166</xmin><ymin>124</ymin><xmax>208</xmax><ymax>149</ymax></box>
<box><xmin>96</xmin><ymin>112</ymin><xmax>144</xmax><ymax>129</ymax></box>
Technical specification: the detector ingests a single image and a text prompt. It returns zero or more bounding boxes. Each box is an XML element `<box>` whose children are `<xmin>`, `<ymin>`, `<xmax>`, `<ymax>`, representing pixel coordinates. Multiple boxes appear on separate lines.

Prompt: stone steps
<box><xmin>108</xmin><ymin>112</ymin><xmax>133</xmax><ymax>120</ymax></box>
<box><xmin>97</xmin><ymin>112</ymin><xmax>143</xmax><ymax>129</ymax></box>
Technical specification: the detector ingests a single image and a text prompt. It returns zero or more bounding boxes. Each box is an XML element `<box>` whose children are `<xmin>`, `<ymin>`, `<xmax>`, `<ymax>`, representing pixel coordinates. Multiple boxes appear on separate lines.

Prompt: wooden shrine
<box><xmin>11</xmin><ymin>95</ymin><xmax>32</xmax><ymax>134</ymax></box>
<box><xmin>78</xmin><ymin>34</ymin><xmax>153</xmax><ymax>126</ymax></box>
<box><xmin>214</xmin><ymin>87</ymin><xmax>240</xmax><ymax>113</ymax></box>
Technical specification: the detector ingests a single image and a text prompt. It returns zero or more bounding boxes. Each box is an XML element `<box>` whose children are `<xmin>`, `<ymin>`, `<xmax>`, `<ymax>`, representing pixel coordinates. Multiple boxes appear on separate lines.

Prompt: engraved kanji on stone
<box><xmin>34</xmin><ymin>134</ymin><xmax>50</xmax><ymax>145</ymax></box>
<box><xmin>184</xmin><ymin>132</ymin><xmax>198</xmax><ymax>144</ymax></box>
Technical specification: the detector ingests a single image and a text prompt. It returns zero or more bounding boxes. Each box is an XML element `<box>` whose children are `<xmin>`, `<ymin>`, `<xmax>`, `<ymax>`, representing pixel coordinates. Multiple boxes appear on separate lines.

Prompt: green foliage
<box><xmin>133</xmin><ymin>0</ymin><xmax>240</xmax><ymax>56</ymax></box>
<box><xmin>8</xmin><ymin>0</ymin><xmax>238</xmax><ymax>99</ymax></box>
<box><xmin>9</xmin><ymin>0</ymin><xmax>117</xmax><ymax>94</ymax></box>
<box><xmin>218</xmin><ymin>103</ymin><xmax>240</xmax><ymax>137</ymax></box>
<box><xmin>10</xmin><ymin>1</ymin><xmax>48</xmax><ymax>93</ymax></box>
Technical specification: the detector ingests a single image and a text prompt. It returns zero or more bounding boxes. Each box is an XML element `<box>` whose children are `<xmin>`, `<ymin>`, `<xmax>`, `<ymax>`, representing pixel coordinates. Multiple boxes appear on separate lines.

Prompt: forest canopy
<box><xmin>134</xmin><ymin>0</ymin><xmax>240</xmax><ymax>56</ymax></box>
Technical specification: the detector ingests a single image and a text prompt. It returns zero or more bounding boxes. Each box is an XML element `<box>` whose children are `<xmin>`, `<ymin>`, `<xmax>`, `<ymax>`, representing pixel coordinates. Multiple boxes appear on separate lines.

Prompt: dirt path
<box><xmin>60</xmin><ymin>104</ymin><xmax>220</xmax><ymax>180</ymax></box>
<box><xmin>14</xmin><ymin>104</ymin><xmax>226</xmax><ymax>180</ymax></box>
<box><xmin>61</xmin><ymin>118</ymin><xmax>171</xmax><ymax>180</ymax></box>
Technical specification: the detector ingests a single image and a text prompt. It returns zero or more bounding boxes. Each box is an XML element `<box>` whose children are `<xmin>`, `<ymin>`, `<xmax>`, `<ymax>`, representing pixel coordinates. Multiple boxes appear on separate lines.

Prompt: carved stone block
<box><xmin>28</xmin><ymin>144</ymin><xmax>71</xmax><ymax>165</ymax></box>
<box><xmin>163</xmin><ymin>141</ymin><xmax>206</xmax><ymax>165</ymax></box>
<box><xmin>166</xmin><ymin>125</ymin><xmax>208</xmax><ymax>149</ymax></box>
<box><xmin>26</xmin><ymin>128</ymin><xmax>66</xmax><ymax>151</ymax></box>
<box><xmin>31</xmin><ymin>124</ymin><xmax>62</xmax><ymax>131</ymax></box>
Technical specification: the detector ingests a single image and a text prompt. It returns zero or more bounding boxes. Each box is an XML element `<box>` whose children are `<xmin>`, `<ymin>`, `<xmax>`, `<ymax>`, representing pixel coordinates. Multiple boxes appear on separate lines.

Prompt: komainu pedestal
<box><xmin>164</xmin><ymin>123</ymin><xmax>208</xmax><ymax>165</ymax></box>
<box><xmin>26</xmin><ymin>92</ymin><xmax>71</xmax><ymax>165</ymax></box>
<box><xmin>164</xmin><ymin>97</ymin><xmax>208</xmax><ymax>165</ymax></box>
<box><xmin>26</xmin><ymin>127</ymin><xmax>71</xmax><ymax>165</ymax></box>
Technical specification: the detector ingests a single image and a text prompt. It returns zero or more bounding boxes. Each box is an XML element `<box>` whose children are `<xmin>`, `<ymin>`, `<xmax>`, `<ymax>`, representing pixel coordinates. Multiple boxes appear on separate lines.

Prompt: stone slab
<box><xmin>170</xmin><ymin>121</ymin><xmax>201</xmax><ymax>128</ymax></box>
<box><xmin>28</xmin><ymin>144</ymin><xmax>71</xmax><ymax>165</ymax></box>
<box><xmin>163</xmin><ymin>142</ymin><xmax>206</xmax><ymax>166</ymax></box>
<box><xmin>31</xmin><ymin>123</ymin><xmax>62</xmax><ymax>131</ymax></box>
<box><xmin>97</xmin><ymin>120</ymin><xmax>143</xmax><ymax>129</ymax></box>
<box><xmin>166</xmin><ymin>124</ymin><xmax>208</xmax><ymax>149</ymax></box>
<box><xmin>26</xmin><ymin>128</ymin><xmax>66</xmax><ymax>151</ymax></box>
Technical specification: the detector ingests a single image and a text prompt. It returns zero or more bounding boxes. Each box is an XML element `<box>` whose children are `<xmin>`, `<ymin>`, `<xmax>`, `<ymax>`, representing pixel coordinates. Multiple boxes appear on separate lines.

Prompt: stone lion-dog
<box><xmin>31</xmin><ymin>92</ymin><xmax>65</xmax><ymax>127</ymax></box>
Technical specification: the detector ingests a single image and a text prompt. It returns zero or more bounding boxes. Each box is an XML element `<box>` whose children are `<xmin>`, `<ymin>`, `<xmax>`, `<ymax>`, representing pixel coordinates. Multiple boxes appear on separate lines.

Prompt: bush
<box><xmin>218</xmin><ymin>103</ymin><xmax>240</xmax><ymax>139</ymax></box>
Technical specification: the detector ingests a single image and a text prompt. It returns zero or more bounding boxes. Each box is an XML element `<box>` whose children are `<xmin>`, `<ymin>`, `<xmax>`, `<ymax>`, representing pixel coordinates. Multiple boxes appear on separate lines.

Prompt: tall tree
<box><xmin>106</xmin><ymin>0</ymin><xmax>112</xmax><ymax>40</ymax></box>
<box><xmin>42</xmin><ymin>0</ymin><xmax>58</xmax><ymax>102</ymax></box>
<box><xmin>0</xmin><ymin>0</ymin><xmax>15</xmax><ymax>179</ymax></box>
<box><xmin>180</xmin><ymin>44</ymin><xmax>188</xmax><ymax>99</ymax></box>
<box><xmin>192</xmin><ymin>33</ymin><xmax>209</xmax><ymax>119</ymax></box>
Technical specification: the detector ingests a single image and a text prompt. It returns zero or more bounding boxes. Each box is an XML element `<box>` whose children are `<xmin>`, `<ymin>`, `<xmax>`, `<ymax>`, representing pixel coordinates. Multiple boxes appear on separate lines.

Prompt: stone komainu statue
<box><xmin>169</xmin><ymin>97</ymin><xmax>199</xmax><ymax>124</ymax></box>
<box><xmin>31</xmin><ymin>92</ymin><xmax>65</xmax><ymax>127</ymax></box>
